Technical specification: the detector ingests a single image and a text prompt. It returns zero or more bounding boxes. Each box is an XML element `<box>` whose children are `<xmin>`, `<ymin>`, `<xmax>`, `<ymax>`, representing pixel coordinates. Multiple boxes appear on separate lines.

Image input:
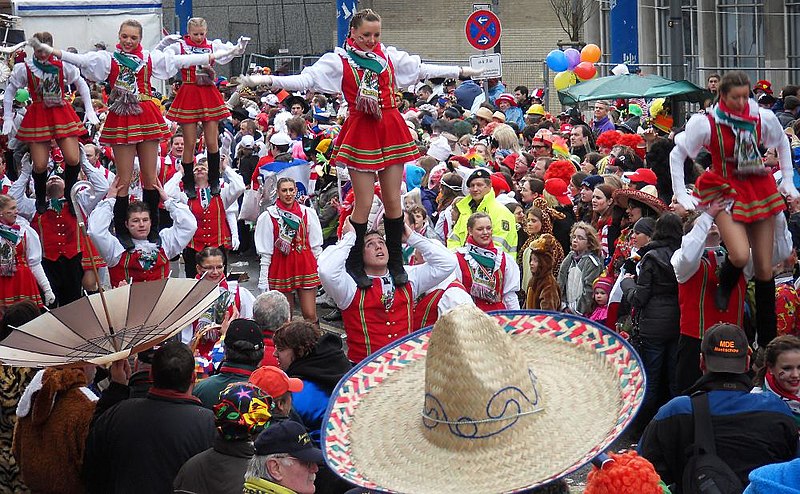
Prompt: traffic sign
<box><xmin>465</xmin><ymin>9</ymin><xmax>501</xmax><ymax>51</ymax></box>
<box><xmin>469</xmin><ymin>53</ymin><xmax>502</xmax><ymax>79</ymax></box>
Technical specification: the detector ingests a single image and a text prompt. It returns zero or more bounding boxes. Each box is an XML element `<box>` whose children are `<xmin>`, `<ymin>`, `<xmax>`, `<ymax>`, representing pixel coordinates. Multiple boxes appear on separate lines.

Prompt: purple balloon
<box><xmin>565</xmin><ymin>48</ymin><xmax>581</xmax><ymax>70</ymax></box>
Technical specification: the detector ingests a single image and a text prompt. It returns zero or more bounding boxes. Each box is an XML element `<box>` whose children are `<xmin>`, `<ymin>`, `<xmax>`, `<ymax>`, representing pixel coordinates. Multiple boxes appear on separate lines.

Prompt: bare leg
<box><xmin>378</xmin><ymin>163</ymin><xmax>407</xmax><ymax>284</ymax></box>
<box><xmin>137</xmin><ymin>140</ymin><xmax>161</xmax><ymax>242</ymax></box>
<box><xmin>111</xmin><ymin>143</ymin><xmax>137</xmax><ymax>244</ymax></box>
<box><xmin>29</xmin><ymin>141</ymin><xmax>50</xmax><ymax>213</ymax></box>
<box><xmin>346</xmin><ymin>168</ymin><xmax>377</xmax><ymax>288</ymax></box>
<box><xmin>203</xmin><ymin>121</ymin><xmax>222</xmax><ymax>195</ymax></box>
<box><xmin>57</xmin><ymin>137</ymin><xmax>81</xmax><ymax>204</ymax></box>
<box><xmin>747</xmin><ymin>215</ymin><xmax>778</xmax><ymax>348</ymax></box>
<box><xmin>181</xmin><ymin>122</ymin><xmax>199</xmax><ymax>198</ymax></box>
<box><xmin>298</xmin><ymin>287</ymin><xmax>318</xmax><ymax>322</ymax></box>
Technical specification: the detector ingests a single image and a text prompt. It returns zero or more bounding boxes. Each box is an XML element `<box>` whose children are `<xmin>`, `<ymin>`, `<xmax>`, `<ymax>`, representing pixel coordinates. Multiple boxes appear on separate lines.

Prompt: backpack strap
<box><xmin>691</xmin><ymin>392</ymin><xmax>717</xmax><ymax>456</ymax></box>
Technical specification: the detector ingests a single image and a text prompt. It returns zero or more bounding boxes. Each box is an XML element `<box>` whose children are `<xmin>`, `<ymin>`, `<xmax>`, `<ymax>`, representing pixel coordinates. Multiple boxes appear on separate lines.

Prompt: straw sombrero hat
<box><xmin>323</xmin><ymin>307</ymin><xmax>645</xmax><ymax>493</ymax></box>
<box><xmin>613</xmin><ymin>185</ymin><xmax>667</xmax><ymax>214</ymax></box>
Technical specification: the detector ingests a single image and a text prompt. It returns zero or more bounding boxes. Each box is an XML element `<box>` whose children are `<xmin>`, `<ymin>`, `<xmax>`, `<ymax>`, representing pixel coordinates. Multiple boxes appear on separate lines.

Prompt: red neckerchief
<box><xmin>115</xmin><ymin>43</ymin><xmax>144</xmax><ymax>60</ymax></box>
<box><xmin>717</xmin><ymin>98</ymin><xmax>758</xmax><ymax>124</ymax></box>
<box><xmin>345</xmin><ymin>37</ymin><xmax>387</xmax><ymax>60</ymax></box>
<box><xmin>275</xmin><ymin>197</ymin><xmax>303</xmax><ymax>216</ymax></box>
<box><xmin>766</xmin><ymin>371</ymin><xmax>800</xmax><ymax>403</ymax></box>
<box><xmin>218</xmin><ymin>366</ymin><xmax>252</xmax><ymax>377</ymax></box>
<box><xmin>465</xmin><ymin>235</ymin><xmax>498</xmax><ymax>254</ymax></box>
<box><xmin>183</xmin><ymin>36</ymin><xmax>212</xmax><ymax>50</ymax></box>
<box><xmin>147</xmin><ymin>386</ymin><xmax>202</xmax><ymax>404</ymax></box>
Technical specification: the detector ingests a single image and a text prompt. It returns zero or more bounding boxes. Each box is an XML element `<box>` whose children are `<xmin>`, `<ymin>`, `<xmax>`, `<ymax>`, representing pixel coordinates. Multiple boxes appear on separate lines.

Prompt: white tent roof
<box><xmin>13</xmin><ymin>0</ymin><xmax>162</xmax><ymax>16</ymax></box>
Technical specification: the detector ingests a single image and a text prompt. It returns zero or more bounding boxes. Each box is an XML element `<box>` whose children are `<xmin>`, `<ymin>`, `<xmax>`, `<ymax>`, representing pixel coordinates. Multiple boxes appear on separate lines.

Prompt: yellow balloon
<box><xmin>554</xmin><ymin>71</ymin><xmax>577</xmax><ymax>91</ymax></box>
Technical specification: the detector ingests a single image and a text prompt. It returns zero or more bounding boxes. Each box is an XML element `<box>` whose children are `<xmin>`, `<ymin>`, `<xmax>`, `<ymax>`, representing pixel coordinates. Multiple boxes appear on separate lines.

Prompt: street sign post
<box><xmin>469</xmin><ymin>53</ymin><xmax>502</xmax><ymax>79</ymax></box>
<box><xmin>465</xmin><ymin>9</ymin><xmax>502</xmax><ymax>51</ymax></box>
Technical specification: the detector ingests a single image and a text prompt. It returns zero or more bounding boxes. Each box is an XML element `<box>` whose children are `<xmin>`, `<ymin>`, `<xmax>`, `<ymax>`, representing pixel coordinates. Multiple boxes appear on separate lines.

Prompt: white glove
<box><xmin>0</xmin><ymin>41</ymin><xmax>27</xmax><ymax>55</ymax></box>
<box><xmin>27</xmin><ymin>37</ymin><xmax>53</xmax><ymax>55</ymax></box>
<box><xmin>44</xmin><ymin>289</ymin><xmax>55</xmax><ymax>305</ymax></box>
<box><xmin>235</xmin><ymin>36</ymin><xmax>251</xmax><ymax>52</ymax></box>
<box><xmin>21</xmin><ymin>152</ymin><xmax>32</xmax><ymax>175</ymax></box>
<box><xmin>231</xmin><ymin>236</ymin><xmax>240</xmax><ymax>251</ymax></box>
<box><xmin>459</xmin><ymin>66</ymin><xmax>484</xmax><ymax>78</ymax></box>
<box><xmin>675</xmin><ymin>191</ymin><xmax>699</xmax><ymax>211</ymax></box>
<box><xmin>779</xmin><ymin>179</ymin><xmax>800</xmax><ymax>201</ymax></box>
<box><xmin>155</xmin><ymin>34</ymin><xmax>182</xmax><ymax>51</ymax></box>
<box><xmin>84</xmin><ymin>110</ymin><xmax>100</xmax><ymax>126</ymax></box>
<box><xmin>238</xmin><ymin>75</ymin><xmax>272</xmax><ymax>88</ymax></box>
<box><xmin>2</xmin><ymin>119</ymin><xmax>13</xmax><ymax>135</ymax></box>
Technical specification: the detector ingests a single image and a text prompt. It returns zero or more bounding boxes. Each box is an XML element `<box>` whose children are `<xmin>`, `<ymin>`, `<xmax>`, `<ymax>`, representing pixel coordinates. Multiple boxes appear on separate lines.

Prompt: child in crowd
<box><xmin>589</xmin><ymin>276</ymin><xmax>613</xmax><ymax>328</ymax></box>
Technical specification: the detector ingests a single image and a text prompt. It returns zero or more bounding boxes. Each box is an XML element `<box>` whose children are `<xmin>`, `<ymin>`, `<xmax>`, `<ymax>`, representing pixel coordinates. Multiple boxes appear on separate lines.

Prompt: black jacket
<box><xmin>620</xmin><ymin>240</ymin><xmax>680</xmax><ymax>341</ymax></box>
<box><xmin>638</xmin><ymin>373</ymin><xmax>799</xmax><ymax>491</ymax></box>
<box><xmin>173</xmin><ymin>436</ymin><xmax>253</xmax><ymax>494</ymax></box>
<box><xmin>84</xmin><ymin>388</ymin><xmax>216</xmax><ymax>494</ymax></box>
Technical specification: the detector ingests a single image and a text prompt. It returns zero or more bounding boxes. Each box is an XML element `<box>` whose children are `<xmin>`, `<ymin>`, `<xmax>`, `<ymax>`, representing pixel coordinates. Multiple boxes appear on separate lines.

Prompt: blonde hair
<box><xmin>491</xmin><ymin>124</ymin><xmax>521</xmax><ymax>154</ymax></box>
<box><xmin>119</xmin><ymin>19</ymin><xmax>143</xmax><ymax>37</ymax></box>
<box><xmin>571</xmin><ymin>221</ymin><xmax>602</xmax><ymax>257</ymax></box>
<box><xmin>186</xmin><ymin>17</ymin><xmax>207</xmax><ymax>30</ymax></box>
<box><xmin>350</xmin><ymin>9</ymin><xmax>381</xmax><ymax>31</ymax></box>
<box><xmin>0</xmin><ymin>194</ymin><xmax>15</xmax><ymax>210</ymax></box>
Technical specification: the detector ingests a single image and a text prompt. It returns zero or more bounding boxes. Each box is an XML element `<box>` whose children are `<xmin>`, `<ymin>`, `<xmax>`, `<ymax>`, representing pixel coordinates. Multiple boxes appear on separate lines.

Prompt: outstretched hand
<box><xmin>27</xmin><ymin>37</ymin><xmax>53</xmax><ymax>55</ymax></box>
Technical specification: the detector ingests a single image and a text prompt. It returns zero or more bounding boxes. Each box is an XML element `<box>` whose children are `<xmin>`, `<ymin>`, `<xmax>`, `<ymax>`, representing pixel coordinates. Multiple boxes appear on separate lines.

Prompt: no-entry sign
<box><xmin>465</xmin><ymin>9</ymin><xmax>501</xmax><ymax>51</ymax></box>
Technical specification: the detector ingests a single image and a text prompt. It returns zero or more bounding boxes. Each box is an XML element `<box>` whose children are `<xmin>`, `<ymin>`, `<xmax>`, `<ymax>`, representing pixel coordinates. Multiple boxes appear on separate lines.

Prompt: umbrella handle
<box><xmin>70</xmin><ymin>180</ymin><xmax>118</xmax><ymax>350</ymax></box>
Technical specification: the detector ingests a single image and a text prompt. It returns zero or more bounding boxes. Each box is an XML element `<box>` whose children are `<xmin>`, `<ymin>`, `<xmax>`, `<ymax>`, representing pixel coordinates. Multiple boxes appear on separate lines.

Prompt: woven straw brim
<box><xmin>324</xmin><ymin>312</ymin><xmax>645</xmax><ymax>494</ymax></box>
<box><xmin>613</xmin><ymin>188</ymin><xmax>666</xmax><ymax>213</ymax></box>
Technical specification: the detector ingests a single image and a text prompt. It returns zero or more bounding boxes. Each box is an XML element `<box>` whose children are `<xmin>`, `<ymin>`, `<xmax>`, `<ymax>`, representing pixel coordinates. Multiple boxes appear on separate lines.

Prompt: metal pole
<box><xmin>492</xmin><ymin>0</ymin><xmax>500</xmax><ymax>54</ymax></box>
<box><xmin>668</xmin><ymin>0</ymin><xmax>685</xmax><ymax>125</ymax></box>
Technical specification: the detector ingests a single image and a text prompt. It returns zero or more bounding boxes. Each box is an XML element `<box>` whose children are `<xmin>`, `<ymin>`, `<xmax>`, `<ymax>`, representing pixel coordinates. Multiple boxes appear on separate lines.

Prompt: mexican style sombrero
<box><xmin>322</xmin><ymin>307</ymin><xmax>646</xmax><ymax>494</ymax></box>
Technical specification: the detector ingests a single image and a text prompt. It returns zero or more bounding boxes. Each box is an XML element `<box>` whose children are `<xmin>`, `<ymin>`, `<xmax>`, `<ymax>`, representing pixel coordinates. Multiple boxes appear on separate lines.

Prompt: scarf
<box><xmin>345</xmin><ymin>38</ymin><xmax>388</xmax><ymax>119</ymax></box>
<box><xmin>183</xmin><ymin>36</ymin><xmax>215</xmax><ymax>85</ymax></box>
<box><xmin>0</xmin><ymin>223</ymin><xmax>20</xmax><ymax>277</ymax></box>
<box><xmin>713</xmin><ymin>99</ymin><xmax>762</xmax><ymax>174</ymax></box>
<box><xmin>110</xmin><ymin>44</ymin><xmax>146</xmax><ymax>116</ymax></box>
<box><xmin>274</xmin><ymin>200</ymin><xmax>303</xmax><ymax>255</ymax></box>
<box><xmin>765</xmin><ymin>371</ymin><xmax>800</xmax><ymax>417</ymax></box>
<box><xmin>463</xmin><ymin>238</ymin><xmax>501</xmax><ymax>302</ymax></box>
<box><xmin>31</xmin><ymin>56</ymin><xmax>64</xmax><ymax>108</ymax></box>
<box><xmin>243</xmin><ymin>477</ymin><xmax>297</xmax><ymax>494</ymax></box>
<box><xmin>49</xmin><ymin>198</ymin><xmax>65</xmax><ymax>213</ymax></box>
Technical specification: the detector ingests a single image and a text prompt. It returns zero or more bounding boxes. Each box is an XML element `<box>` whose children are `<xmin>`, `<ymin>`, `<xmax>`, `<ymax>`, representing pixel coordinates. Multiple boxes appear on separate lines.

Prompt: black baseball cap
<box><xmin>254</xmin><ymin>420</ymin><xmax>324</xmax><ymax>463</ymax></box>
<box><xmin>224</xmin><ymin>319</ymin><xmax>264</xmax><ymax>351</ymax></box>
<box><xmin>701</xmin><ymin>323</ymin><xmax>749</xmax><ymax>374</ymax></box>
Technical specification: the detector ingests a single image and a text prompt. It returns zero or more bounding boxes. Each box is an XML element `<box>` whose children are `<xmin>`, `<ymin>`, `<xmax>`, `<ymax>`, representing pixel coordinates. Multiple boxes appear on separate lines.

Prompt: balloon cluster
<box><xmin>547</xmin><ymin>44</ymin><xmax>602</xmax><ymax>91</ymax></box>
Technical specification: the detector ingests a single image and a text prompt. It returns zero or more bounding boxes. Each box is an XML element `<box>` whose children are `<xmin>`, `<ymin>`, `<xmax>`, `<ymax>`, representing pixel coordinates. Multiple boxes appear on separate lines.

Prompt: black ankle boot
<box><xmin>63</xmin><ymin>163</ymin><xmax>80</xmax><ymax>205</ymax></box>
<box><xmin>383</xmin><ymin>216</ymin><xmax>408</xmax><ymax>286</ymax></box>
<box><xmin>207</xmin><ymin>151</ymin><xmax>221</xmax><ymax>196</ymax></box>
<box><xmin>142</xmin><ymin>189</ymin><xmax>161</xmax><ymax>243</ymax></box>
<box><xmin>32</xmin><ymin>170</ymin><xmax>47</xmax><ymax>214</ymax></box>
<box><xmin>715</xmin><ymin>258</ymin><xmax>743</xmax><ymax>311</ymax></box>
<box><xmin>113</xmin><ymin>195</ymin><xmax>133</xmax><ymax>250</ymax></box>
<box><xmin>754</xmin><ymin>278</ymin><xmax>777</xmax><ymax>348</ymax></box>
<box><xmin>346</xmin><ymin>220</ymin><xmax>371</xmax><ymax>289</ymax></box>
<box><xmin>182</xmin><ymin>160</ymin><xmax>196</xmax><ymax>200</ymax></box>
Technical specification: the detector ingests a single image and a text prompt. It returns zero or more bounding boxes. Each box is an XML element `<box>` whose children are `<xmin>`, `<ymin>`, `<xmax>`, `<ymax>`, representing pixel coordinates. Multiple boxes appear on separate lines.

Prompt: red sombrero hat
<box><xmin>613</xmin><ymin>185</ymin><xmax>667</xmax><ymax>213</ymax></box>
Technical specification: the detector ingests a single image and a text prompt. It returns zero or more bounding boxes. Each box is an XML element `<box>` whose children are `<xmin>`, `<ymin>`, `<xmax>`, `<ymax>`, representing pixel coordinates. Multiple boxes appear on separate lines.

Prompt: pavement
<box><xmin>188</xmin><ymin>249</ymin><xmax>640</xmax><ymax>492</ymax></box>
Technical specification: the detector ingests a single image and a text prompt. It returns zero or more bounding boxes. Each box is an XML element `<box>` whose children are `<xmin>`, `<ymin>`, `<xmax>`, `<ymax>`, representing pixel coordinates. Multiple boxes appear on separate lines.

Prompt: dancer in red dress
<box><xmin>240</xmin><ymin>9</ymin><xmax>480</xmax><ymax>288</ymax></box>
<box><xmin>0</xmin><ymin>195</ymin><xmax>54</xmax><ymax>307</ymax></box>
<box><xmin>160</xmin><ymin>17</ymin><xmax>248</xmax><ymax>199</ymax></box>
<box><xmin>28</xmin><ymin>20</ymin><xmax>244</xmax><ymax>245</ymax></box>
<box><xmin>255</xmin><ymin>177</ymin><xmax>323</xmax><ymax>322</ymax></box>
<box><xmin>3</xmin><ymin>33</ymin><xmax>97</xmax><ymax>215</ymax></box>
<box><xmin>670</xmin><ymin>70</ymin><xmax>800</xmax><ymax>354</ymax></box>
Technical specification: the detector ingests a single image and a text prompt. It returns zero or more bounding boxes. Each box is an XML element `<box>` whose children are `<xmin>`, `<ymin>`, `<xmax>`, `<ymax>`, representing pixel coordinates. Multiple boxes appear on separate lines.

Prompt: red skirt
<box><xmin>268</xmin><ymin>247</ymin><xmax>320</xmax><ymax>292</ymax></box>
<box><xmin>694</xmin><ymin>169</ymin><xmax>785</xmax><ymax>223</ymax></box>
<box><xmin>100</xmin><ymin>100</ymin><xmax>170</xmax><ymax>145</ymax></box>
<box><xmin>166</xmin><ymin>84</ymin><xmax>230</xmax><ymax>123</ymax></box>
<box><xmin>0</xmin><ymin>266</ymin><xmax>43</xmax><ymax>307</ymax></box>
<box><xmin>331</xmin><ymin>108</ymin><xmax>419</xmax><ymax>172</ymax></box>
<box><xmin>16</xmin><ymin>101</ymin><xmax>86</xmax><ymax>142</ymax></box>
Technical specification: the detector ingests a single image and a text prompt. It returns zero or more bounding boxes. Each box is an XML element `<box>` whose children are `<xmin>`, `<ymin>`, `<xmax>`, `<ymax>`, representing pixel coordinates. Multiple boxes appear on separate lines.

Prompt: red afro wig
<box><xmin>618</xmin><ymin>133</ymin><xmax>646</xmax><ymax>160</ymax></box>
<box><xmin>585</xmin><ymin>451</ymin><xmax>666</xmax><ymax>494</ymax></box>
<box><xmin>595</xmin><ymin>130</ymin><xmax>623</xmax><ymax>152</ymax></box>
<box><xmin>543</xmin><ymin>159</ymin><xmax>577</xmax><ymax>185</ymax></box>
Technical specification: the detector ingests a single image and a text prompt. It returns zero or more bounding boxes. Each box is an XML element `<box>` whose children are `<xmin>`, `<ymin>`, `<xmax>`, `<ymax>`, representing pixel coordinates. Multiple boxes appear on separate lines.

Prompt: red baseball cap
<box><xmin>249</xmin><ymin>366</ymin><xmax>304</xmax><ymax>397</ymax></box>
<box><xmin>627</xmin><ymin>168</ymin><xmax>657</xmax><ymax>186</ymax></box>
<box><xmin>544</xmin><ymin>178</ymin><xmax>572</xmax><ymax>206</ymax></box>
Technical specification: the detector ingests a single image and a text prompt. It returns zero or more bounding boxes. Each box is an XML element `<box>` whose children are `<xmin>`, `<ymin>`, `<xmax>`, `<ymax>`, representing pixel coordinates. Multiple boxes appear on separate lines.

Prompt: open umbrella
<box><xmin>558</xmin><ymin>73</ymin><xmax>711</xmax><ymax>106</ymax></box>
<box><xmin>0</xmin><ymin>277</ymin><xmax>220</xmax><ymax>367</ymax></box>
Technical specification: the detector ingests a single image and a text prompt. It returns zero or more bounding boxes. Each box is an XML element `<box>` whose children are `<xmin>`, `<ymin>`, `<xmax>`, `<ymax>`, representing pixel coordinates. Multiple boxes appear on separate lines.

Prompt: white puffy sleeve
<box><xmin>270</xmin><ymin>52</ymin><xmax>343</xmax><ymax>94</ymax></box>
<box><xmin>760</xmin><ymin>108</ymin><xmax>793</xmax><ymax>173</ymax></box>
<box><xmin>58</xmin><ymin>51</ymin><xmax>112</xmax><ymax>82</ymax></box>
<box><xmin>254</xmin><ymin>210</ymin><xmax>274</xmax><ymax>291</ymax></box>
<box><xmin>305</xmin><ymin>206</ymin><xmax>323</xmax><ymax>258</ymax></box>
<box><xmin>87</xmin><ymin>198</ymin><xmax>125</xmax><ymax>268</ymax></box>
<box><xmin>385</xmin><ymin>45</ymin><xmax>460</xmax><ymax>88</ymax></box>
<box><xmin>160</xmin><ymin>198</ymin><xmax>198</xmax><ymax>258</ymax></box>
<box><xmin>3</xmin><ymin>64</ymin><xmax>27</xmax><ymax>122</ymax></box>
<box><xmin>502</xmin><ymin>253</ymin><xmax>521</xmax><ymax>310</ymax></box>
<box><xmin>148</xmin><ymin>50</ymin><xmax>212</xmax><ymax>80</ymax></box>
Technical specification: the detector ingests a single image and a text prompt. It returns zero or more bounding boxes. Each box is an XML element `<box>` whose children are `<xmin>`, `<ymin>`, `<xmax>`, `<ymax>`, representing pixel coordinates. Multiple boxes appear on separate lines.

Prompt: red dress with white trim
<box><xmin>165</xmin><ymin>38</ymin><xmax>230</xmax><ymax>123</ymax></box>
<box><xmin>14</xmin><ymin>59</ymin><xmax>86</xmax><ymax>142</ymax></box>
<box><xmin>0</xmin><ymin>224</ymin><xmax>43</xmax><ymax>307</ymax></box>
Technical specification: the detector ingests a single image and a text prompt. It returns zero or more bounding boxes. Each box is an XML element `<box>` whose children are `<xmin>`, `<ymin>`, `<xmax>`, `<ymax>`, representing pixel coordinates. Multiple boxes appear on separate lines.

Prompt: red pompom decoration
<box><xmin>585</xmin><ymin>451</ymin><xmax>665</xmax><ymax>494</ymax></box>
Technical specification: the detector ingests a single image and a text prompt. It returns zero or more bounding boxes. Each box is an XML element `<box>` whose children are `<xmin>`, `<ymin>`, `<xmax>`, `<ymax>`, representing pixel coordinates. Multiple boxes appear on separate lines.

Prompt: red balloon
<box><xmin>574</xmin><ymin>61</ymin><xmax>597</xmax><ymax>81</ymax></box>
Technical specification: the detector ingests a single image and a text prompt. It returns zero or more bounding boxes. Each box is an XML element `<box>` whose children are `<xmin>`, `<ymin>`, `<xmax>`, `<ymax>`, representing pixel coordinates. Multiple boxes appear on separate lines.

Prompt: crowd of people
<box><xmin>0</xmin><ymin>7</ymin><xmax>798</xmax><ymax>494</ymax></box>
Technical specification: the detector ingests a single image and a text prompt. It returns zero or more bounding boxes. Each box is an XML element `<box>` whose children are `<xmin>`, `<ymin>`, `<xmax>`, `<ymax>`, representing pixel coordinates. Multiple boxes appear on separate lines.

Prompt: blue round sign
<box><xmin>465</xmin><ymin>10</ymin><xmax>502</xmax><ymax>51</ymax></box>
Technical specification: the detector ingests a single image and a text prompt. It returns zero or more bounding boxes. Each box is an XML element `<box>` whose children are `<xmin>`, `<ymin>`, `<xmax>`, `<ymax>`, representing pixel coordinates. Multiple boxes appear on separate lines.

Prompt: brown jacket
<box><xmin>12</xmin><ymin>368</ymin><xmax>97</xmax><ymax>494</ymax></box>
<box><xmin>525</xmin><ymin>250</ymin><xmax>561</xmax><ymax>311</ymax></box>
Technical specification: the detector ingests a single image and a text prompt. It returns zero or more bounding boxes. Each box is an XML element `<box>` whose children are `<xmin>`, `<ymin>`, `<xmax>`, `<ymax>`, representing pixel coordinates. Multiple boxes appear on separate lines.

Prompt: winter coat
<box><xmin>286</xmin><ymin>333</ymin><xmax>352</xmax><ymax>445</ymax></box>
<box><xmin>12</xmin><ymin>368</ymin><xmax>97</xmax><ymax>494</ymax></box>
<box><xmin>557</xmin><ymin>251</ymin><xmax>603</xmax><ymax>316</ymax></box>
<box><xmin>173</xmin><ymin>436</ymin><xmax>253</xmax><ymax>494</ymax></box>
<box><xmin>525</xmin><ymin>250</ymin><xmax>561</xmax><ymax>311</ymax></box>
<box><xmin>620</xmin><ymin>240</ymin><xmax>680</xmax><ymax>341</ymax></box>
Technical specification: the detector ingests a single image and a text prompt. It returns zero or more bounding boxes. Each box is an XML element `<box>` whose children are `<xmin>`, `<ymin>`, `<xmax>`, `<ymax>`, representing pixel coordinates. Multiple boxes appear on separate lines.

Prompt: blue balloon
<box><xmin>546</xmin><ymin>50</ymin><xmax>569</xmax><ymax>72</ymax></box>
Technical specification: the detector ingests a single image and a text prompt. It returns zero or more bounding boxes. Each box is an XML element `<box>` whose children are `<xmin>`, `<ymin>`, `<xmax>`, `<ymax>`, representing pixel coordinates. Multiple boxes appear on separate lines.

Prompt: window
<box><xmin>787</xmin><ymin>1</ymin><xmax>800</xmax><ymax>69</ymax></box>
<box><xmin>718</xmin><ymin>0</ymin><xmax>765</xmax><ymax>81</ymax></box>
<box><xmin>653</xmin><ymin>0</ymin><xmax>698</xmax><ymax>79</ymax></box>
